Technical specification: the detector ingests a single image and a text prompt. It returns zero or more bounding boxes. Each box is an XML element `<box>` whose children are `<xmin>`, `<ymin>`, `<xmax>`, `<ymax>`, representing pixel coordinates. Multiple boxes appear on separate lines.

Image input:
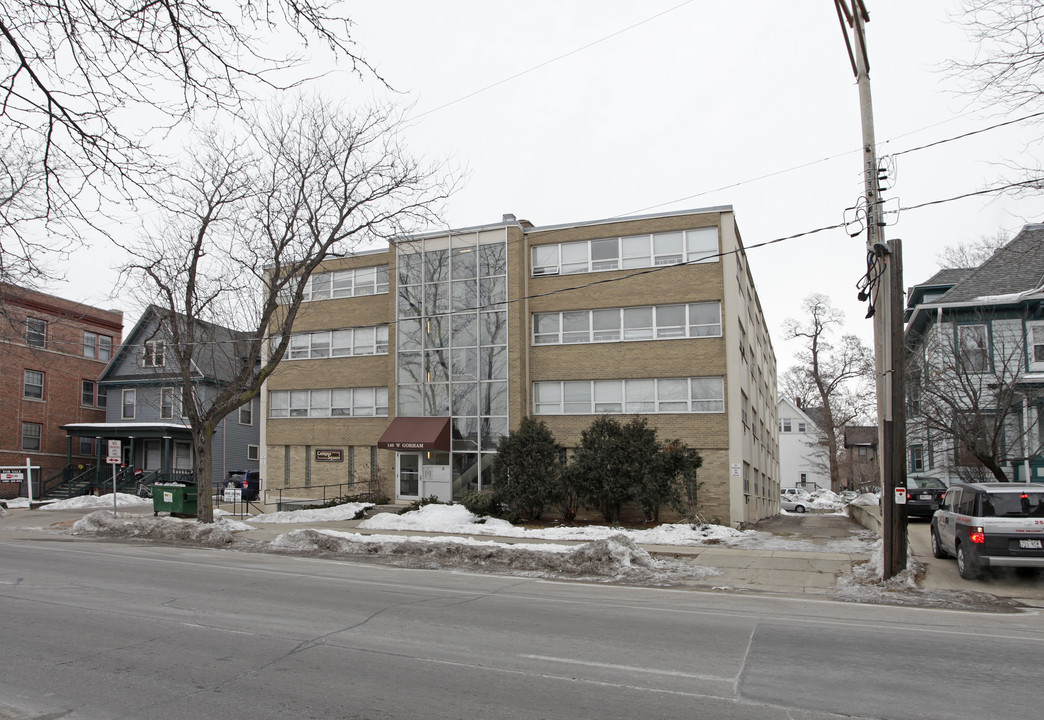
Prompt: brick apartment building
<box><xmin>0</xmin><ymin>284</ymin><xmax>123</xmax><ymax>498</ymax></box>
<box><xmin>261</xmin><ymin>207</ymin><xmax>779</xmax><ymax>526</ymax></box>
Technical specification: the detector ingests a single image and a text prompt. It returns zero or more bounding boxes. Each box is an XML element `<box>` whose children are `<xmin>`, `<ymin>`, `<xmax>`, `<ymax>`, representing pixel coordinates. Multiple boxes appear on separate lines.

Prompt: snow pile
<box><xmin>250</xmin><ymin>502</ymin><xmax>373</xmax><ymax>524</ymax></box>
<box><xmin>72</xmin><ymin>510</ymin><xmax>244</xmax><ymax>547</ymax></box>
<box><xmin>2</xmin><ymin>497</ymin><xmax>33</xmax><ymax>509</ymax></box>
<box><xmin>271</xmin><ymin>528</ymin><xmax>717</xmax><ymax>583</ymax></box>
<box><xmin>357</xmin><ymin>503</ymin><xmax>753</xmax><ymax>547</ymax></box>
<box><xmin>802</xmin><ymin>489</ymin><xmax>846</xmax><ymax>512</ymax></box>
<box><xmin>45</xmin><ymin>493</ymin><xmax>152</xmax><ymax>510</ymax></box>
<box><xmin>834</xmin><ymin>538</ymin><xmax>1018</xmax><ymax>611</ymax></box>
<box><xmin>358</xmin><ymin>503</ymin><xmax>488</xmax><ymax>532</ymax></box>
<box><xmin>849</xmin><ymin>492</ymin><xmax>880</xmax><ymax>507</ymax></box>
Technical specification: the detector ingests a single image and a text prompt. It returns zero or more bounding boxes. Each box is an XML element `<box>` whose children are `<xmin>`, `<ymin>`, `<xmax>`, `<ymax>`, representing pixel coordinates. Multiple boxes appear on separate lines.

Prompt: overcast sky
<box><xmin>50</xmin><ymin>0</ymin><xmax>1044</xmax><ymax>375</ymax></box>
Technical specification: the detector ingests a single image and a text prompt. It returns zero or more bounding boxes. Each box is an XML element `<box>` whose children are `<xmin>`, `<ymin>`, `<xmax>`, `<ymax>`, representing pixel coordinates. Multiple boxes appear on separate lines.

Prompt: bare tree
<box><xmin>782</xmin><ymin>294</ymin><xmax>875</xmax><ymax>491</ymax></box>
<box><xmin>0</xmin><ymin>0</ymin><xmax>377</xmax><ymax>285</ymax></box>
<box><xmin>936</xmin><ymin>231</ymin><xmax>1010</xmax><ymax>269</ymax></box>
<box><xmin>910</xmin><ymin>311</ymin><xmax>1044</xmax><ymax>482</ymax></box>
<box><xmin>950</xmin><ymin>1</ymin><xmax>1044</xmax><ymax>112</ymax></box>
<box><xmin>118</xmin><ymin>99</ymin><xmax>452</xmax><ymax>522</ymax></box>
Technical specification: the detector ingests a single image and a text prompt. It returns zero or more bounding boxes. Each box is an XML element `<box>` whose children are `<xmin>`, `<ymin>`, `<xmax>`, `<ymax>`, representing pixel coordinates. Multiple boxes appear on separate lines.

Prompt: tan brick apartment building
<box><xmin>262</xmin><ymin>207</ymin><xmax>779</xmax><ymax>526</ymax></box>
<box><xmin>0</xmin><ymin>284</ymin><xmax>123</xmax><ymax>498</ymax></box>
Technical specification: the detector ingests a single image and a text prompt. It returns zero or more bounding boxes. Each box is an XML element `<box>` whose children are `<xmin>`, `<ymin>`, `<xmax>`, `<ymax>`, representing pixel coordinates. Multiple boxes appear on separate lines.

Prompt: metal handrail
<box><xmin>263</xmin><ymin>481</ymin><xmax>372</xmax><ymax>508</ymax></box>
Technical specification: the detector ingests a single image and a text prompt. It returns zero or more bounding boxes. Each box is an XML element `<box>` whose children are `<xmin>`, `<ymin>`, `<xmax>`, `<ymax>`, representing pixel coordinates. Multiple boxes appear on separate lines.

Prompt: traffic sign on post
<box><xmin>106</xmin><ymin>439</ymin><xmax>122</xmax><ymax>464</ymax></box>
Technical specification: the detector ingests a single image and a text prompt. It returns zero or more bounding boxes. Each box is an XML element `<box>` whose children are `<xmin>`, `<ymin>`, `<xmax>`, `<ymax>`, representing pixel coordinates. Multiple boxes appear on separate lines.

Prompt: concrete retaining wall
<box><xmin>848</xmin><ymin>503</ymin><xmax>882</xmax><ymax>533</ymax></box>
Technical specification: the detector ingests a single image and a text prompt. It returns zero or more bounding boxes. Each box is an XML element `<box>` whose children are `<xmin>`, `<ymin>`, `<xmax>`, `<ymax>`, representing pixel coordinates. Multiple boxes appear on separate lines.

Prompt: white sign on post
<box><xmin>106</xmin><ymin>440</ymin><xmax>122</xmax><ymax>516</ymax></box>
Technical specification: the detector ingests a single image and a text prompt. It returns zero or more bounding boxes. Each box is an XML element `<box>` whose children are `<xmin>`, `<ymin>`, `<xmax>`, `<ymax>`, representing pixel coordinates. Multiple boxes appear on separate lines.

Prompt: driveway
<box><xmin>752</xmin><ymin>512</ymin><xmax>867</xmax><ymax>544</ymax></box>
<box><xmin>906</xmin><ymin>517</ymin><xmax>1044</xmax><ymax>603</ymax></box>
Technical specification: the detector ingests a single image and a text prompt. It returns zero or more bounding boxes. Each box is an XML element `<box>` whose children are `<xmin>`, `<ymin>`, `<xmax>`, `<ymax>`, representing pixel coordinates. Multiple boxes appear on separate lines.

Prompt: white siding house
<box><xmin>777</xmin><ymin>397</ymin><xmax>831</xmax><ymax>490</ymax></box>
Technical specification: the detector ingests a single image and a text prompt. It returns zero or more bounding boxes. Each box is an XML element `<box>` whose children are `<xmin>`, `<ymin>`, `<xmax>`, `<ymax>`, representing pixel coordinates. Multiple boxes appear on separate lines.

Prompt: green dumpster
<box><xmin>152</xmin><ymin>485</ymin><xmax>198</xmax><ymax>517</ymax></box>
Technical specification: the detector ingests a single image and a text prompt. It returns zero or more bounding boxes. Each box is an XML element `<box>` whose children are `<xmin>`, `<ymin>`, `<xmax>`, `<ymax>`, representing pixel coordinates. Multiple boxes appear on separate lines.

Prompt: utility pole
<box><xmin>834</xmin><ymin>0</ymin><xmax>907</xmax><ymax>578</ymax></box>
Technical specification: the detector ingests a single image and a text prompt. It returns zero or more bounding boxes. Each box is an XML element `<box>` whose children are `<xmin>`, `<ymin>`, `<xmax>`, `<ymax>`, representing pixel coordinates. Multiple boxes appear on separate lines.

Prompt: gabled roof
<box><xmin>937</xmin><ymin>225</ymin><xmax>1044</xmax><ymax>302</ymax></box>
<box><xmin>843</xmin><ymin>425</ymin><xmax>878</xmax><ymax>448</ymax></box>
<box><xmin>777</xmin><ymin>397</ymin><xmax>821</xmax><ymax>431</ymax></box>
<box><xmin>801</xmin><ymin>406</ymin><xmax>832</xmax><ymax>435</ymax></box>
<box><xmin>905</xmin><ymin>268</ymin><xmax>974</xmax><ymax>308</ymax></box>
<box><xmin>905</xmin><ymin>225</ymin><xmax>1044</xmax><ymax>334</ymax></box>
<box><xmin>100</xmin><ymin>304</ymin><xmax>250</xmax><ymax>385</ymax></box>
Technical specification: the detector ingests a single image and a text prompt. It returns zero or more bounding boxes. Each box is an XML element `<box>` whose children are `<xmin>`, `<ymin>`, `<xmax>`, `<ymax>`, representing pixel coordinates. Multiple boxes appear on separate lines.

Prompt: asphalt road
<box><xmin>2</xmin><ymin>533</ymin><xmax>1044</xmax><ymax>720</ymax></box>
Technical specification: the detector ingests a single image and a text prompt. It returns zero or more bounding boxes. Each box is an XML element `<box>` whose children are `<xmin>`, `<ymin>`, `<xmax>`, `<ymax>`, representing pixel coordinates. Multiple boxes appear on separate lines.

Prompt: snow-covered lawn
<box><xmin>2</xmin><ymin>493</ymin><xmax>152</xmax><ymax>510</ymax></box>
<box><xmin>351</xmin><ymin>502</ymin><xmax>876</xmax><ymax>554</ymax></box>
<box><xmin>248</xmin><ymin>502</ymin><xmax>372</xmax><ymax>524</ymax></box>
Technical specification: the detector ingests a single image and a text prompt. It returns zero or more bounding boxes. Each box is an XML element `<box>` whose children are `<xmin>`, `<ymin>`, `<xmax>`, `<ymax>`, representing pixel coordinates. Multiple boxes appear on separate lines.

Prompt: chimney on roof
<box><xmin>796</xmin><ymin>398</ymin><xmax>802</xmax><ymax>408</ymax></box>
<box><xmin>502</xmin><ymin>213</ymin><xmax>517</xmax><ymax>223</ymax></box>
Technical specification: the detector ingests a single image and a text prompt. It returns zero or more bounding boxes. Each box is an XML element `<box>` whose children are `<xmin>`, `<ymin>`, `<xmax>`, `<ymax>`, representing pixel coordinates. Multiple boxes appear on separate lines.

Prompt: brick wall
<box><xmin>0</xmin><ymin>284</ymin><xmax>122</xmax><ymax>484</ymax></box>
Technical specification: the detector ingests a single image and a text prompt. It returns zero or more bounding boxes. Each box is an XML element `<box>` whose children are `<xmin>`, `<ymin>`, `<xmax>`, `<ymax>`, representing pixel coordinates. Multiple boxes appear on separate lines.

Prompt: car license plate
<box><xmin>1019</xmin><ymin>539</ymin><xmax>1042</xmax><ymax>549</ymax></box>
<box><xmin>918</xmin><ymin>494</ymin><xmax>932</xmax><ymax>501</ymax></box>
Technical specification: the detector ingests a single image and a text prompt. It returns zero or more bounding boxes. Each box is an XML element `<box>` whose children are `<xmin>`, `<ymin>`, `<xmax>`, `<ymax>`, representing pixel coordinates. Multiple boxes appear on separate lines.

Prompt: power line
<box><xmin>406</xmin><ymin>1</ymin><xmax>696</xmax><ymax>123</ymax></box>
<box><xmin>891</xmin><ymin>110</ymin><xmax>1044</xmax><ymax>158</ymax></box>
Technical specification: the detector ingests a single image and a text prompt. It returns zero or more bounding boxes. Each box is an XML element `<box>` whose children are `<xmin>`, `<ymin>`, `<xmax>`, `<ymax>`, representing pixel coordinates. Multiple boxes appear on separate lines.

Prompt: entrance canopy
<box><xmin>378</xmin><ymin>417</ymin><xmax>452</xmax><ymax>451</ymax></box>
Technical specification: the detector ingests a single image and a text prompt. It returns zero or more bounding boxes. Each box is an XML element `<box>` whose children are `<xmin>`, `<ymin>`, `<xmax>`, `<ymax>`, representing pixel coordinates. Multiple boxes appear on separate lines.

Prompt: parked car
<box><xmin>780</xmin><ymin>495</ymin><xmax>807</xmax><ymax>513</ymax></box>
<box><xmin>840</xmin><ymin>490</ymin><xmax>859</xmax><ymax>503</ymax></box>
<box><xmin>930</xmin><ymin>482</ymin><xmax>1044</xmax><ymax>580</ymax></box>
<box><xmin>905</xmin><ymin>476</ymin><xmax>947</xmax><ymax>519</ymax></box>
<box><xmin>224</xmin><ymin>470</ymin><xmax>260</xmax><ymax>501</ymax></box>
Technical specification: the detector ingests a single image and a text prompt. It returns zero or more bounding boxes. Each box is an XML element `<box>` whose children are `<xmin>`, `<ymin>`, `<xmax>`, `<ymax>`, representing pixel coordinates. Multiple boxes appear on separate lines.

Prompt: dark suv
<box><xmin>905</xmin><ymin>476</ymin><xmax>947</xmax><ymax>519</ymax></box>
<box><xmin>930</xmin><ymin>482</ymin><xmax>1044</xmax><ymax>579</ymax></box>
<box><xmin>224</xmin><ymin>470</ymin><xmax>260</xmax><ymax>501</ymax></box>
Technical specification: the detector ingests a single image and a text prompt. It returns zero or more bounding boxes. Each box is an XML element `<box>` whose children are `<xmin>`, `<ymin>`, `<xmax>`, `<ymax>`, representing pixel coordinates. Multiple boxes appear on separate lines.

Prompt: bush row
<box><xmin>463</xmin><ymin>416</ymin><xmax>702</xmax><ymax>524</ymax></box>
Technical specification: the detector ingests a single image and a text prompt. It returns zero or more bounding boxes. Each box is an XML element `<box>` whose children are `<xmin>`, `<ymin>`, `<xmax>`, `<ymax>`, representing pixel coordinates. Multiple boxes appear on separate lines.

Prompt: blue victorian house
<box><xmin>57</xmin><ymin>305</ymin><xmax>259</xmax><ymax>495</ymax></box>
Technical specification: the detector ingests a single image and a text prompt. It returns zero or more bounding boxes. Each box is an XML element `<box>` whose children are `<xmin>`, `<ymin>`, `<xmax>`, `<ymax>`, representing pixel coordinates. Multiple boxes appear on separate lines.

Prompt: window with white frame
<box><xmin>160</xmin><ymin>387</ymin><xmax>175</xmax><ymax>419</ymax></box>
<box><xmin>304</xmin><ymin>266</ymin><xmax>390</xmax><ymax>301</ymax></box>
<box><xmin>78</xmin><ymin>437</ymin><xmax>94</xmax><ymax>455</ymax></box>
<box><xmin>143</xmin><ymin>340</ymin><xmax>165</xmax><ymax>368</ymax></box>
<box><xmin>22</xmin><ymin>422</ymin><xmax>41</xmax><ymax>451</ymax></box>
<box><xmin>533</xmin><ymin>302</ymin><xmax>721</xmax><ymax>345</ymax></box>
<box><xmin>239</xmin><ymin>399</ymin><xmax>253</xmax><ymax>426</ymax></box>
<box><xmin>84</xmin><ymin>332</ymin><xmax>112</xmax><ymax>361</ymax></box>
<box><xmin>780</xmin><ymin>418</ymin><xmax>791</xmax><ymax>432</ymax></box>
<box><xmin>286</xmin><ymin>325</ymin><xmax>389</xmax><ymax>359</ymax></box>
<box><xmin>247</xmin><ymin>444</ymin><xmax>259</xmax><ymax>461</ymax></box>
<box><xmin>533</xmin><ymin>377</ymin><xmax>724</xmax><ymax>415</ymax></box>
<box><xmin>122</xmin><ymin>388</ymin><xmax>136</xmax><ymax>419</ymax></box>
<box><xmin>24</xmin><ymin>369</ymin><xmax>44</xmax><ymax>399</ymax></box>
<box><xmin>82</xmin><ymin>380</ymin><xmax>95</xmax><ymax>406</ymax></box>
<box><xmin>958</xmin><ymin>324</ymin><xmax>988</xmax><ymax>373</ymax></box>
<box><xmin>26</xmin><ymin>318</ymin><xmax>45</xmax><ymax>348</ymax></box>
<box><xmin>268</xmin><ymin>387</ymin><xmax>389</xmax><ymax>418</ymax></box>
<box><xmin>1029</xmin><ymin>322</ymin><xmax>1044</xmax><ymax>372</ymax></box>
<box><xmin>530</xmin><ymin>227</ymin><xmax>718</xmax><ymax>277</ymax></box>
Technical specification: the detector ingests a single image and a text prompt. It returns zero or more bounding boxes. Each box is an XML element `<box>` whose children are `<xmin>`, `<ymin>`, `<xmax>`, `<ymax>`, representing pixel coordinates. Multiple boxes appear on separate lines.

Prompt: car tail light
<box><xmin>241</xmin><ymin>481</ymin><xmax>248</xmax><ymax>488</ymax></box>
<box><xmin>969</xmin><ymin>527</ymin><xmax>985</xmax><ymax>544</ymax></box>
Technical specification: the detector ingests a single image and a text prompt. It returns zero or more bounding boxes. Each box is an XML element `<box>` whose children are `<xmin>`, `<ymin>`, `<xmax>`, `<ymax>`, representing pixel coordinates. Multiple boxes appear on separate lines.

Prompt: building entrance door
<box><xmin>397</xmin><ymin>453</ymin><xmax>420</xmax><ymax>498</ymax></box>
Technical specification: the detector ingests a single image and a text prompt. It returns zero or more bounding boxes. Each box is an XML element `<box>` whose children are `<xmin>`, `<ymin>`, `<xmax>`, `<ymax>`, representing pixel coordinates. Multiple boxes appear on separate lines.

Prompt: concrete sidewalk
<box><xmin>0</xmin><ymin>503</ymin><xmax>867</xmax><ymax>598</ymax></box>
<box><xmin>3</xmin><ymin>502</ymin><xmax>1042</xmax><ymax>606</ymax></box>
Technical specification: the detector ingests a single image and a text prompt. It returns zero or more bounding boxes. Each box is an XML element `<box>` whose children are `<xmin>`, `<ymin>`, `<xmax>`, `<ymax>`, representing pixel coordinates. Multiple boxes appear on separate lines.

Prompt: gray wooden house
<box><xmin>59</xmin><ymin>305</ymin><xmax>259</xmax><ymax>493</ymax></box>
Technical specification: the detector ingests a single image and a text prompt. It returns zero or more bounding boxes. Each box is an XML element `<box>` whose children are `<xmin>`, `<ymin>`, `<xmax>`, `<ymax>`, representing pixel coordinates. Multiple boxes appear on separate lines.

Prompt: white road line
<box><xmin>518</xmin><ymin>654</ymin><xmax>734</xmax><ymax>683</ymax></box>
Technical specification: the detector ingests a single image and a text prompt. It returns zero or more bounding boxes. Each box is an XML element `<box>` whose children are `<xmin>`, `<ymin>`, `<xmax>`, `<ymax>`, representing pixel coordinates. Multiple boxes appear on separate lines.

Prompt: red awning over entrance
<box><xmin>377</xmin><ymin>417</ymin><xmax>452</xmax><ymax>451</ymax></box>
